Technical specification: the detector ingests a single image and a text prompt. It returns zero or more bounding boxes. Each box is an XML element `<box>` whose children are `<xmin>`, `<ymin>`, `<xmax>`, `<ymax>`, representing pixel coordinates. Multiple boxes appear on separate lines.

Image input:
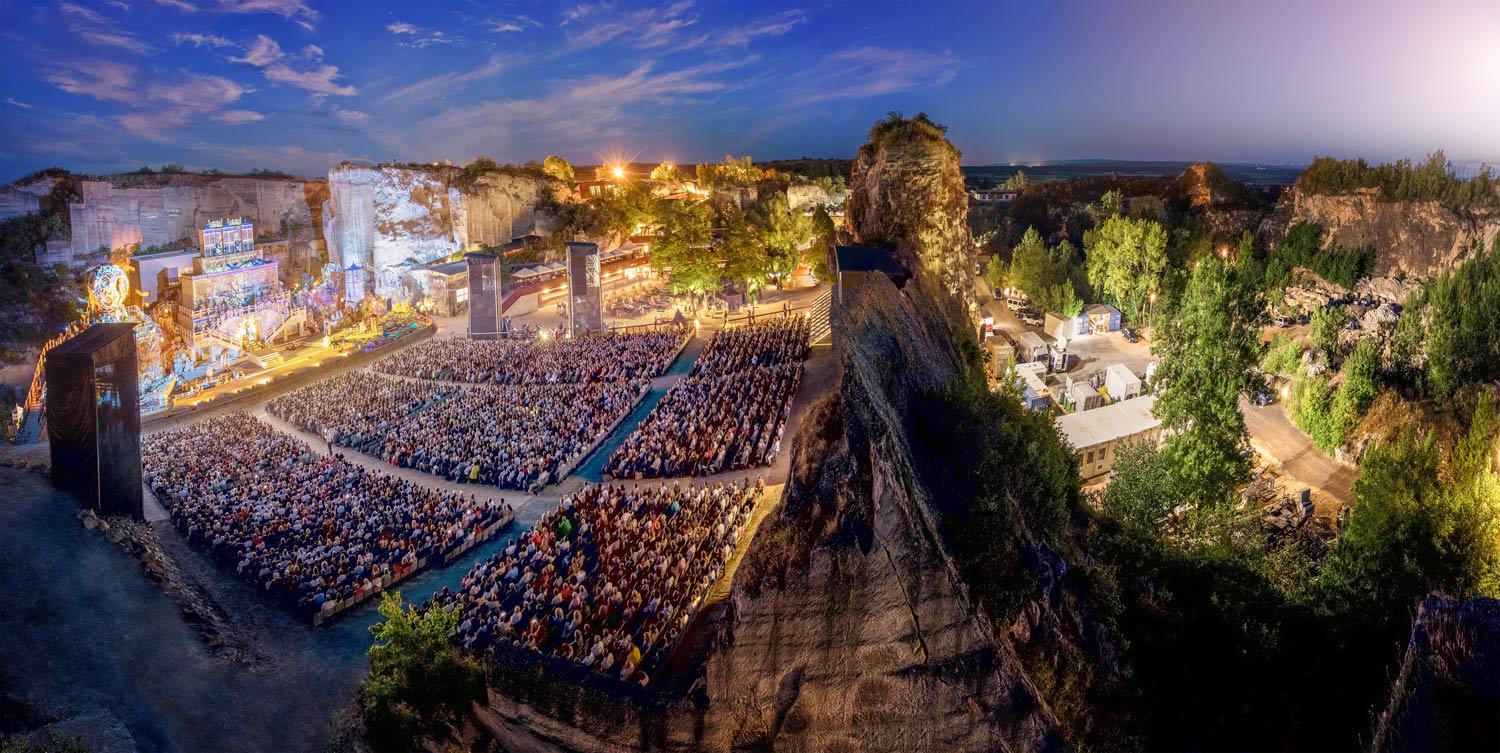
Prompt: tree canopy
<box><xmin>1084</xmin><ymin>214</ymin><xmax>1168</xmax><ymax>323</ymax></box>
<box><xmin>542</xmin><ymin>155</ymin><xmax>575</xmax><ymax>182</ymax></box>
<box><xmin>1151</xmin><ymin>255</ymin><xmax>1264</xmax><ymax>501</ymax></box>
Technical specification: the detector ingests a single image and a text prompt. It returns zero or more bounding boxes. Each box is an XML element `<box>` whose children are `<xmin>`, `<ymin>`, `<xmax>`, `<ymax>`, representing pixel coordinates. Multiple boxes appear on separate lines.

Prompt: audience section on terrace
<box><xmin>143</xmin><ymin>412</ymin><xmax>512</xmax><ymax>622</ymax></box>
<box><xmin>427</xmin><ymin>477</ymin><xmax>765</xmax><ymax>686</ymax></box>
<box><xmin>267</xmin><ymin>371</ymin><xmax>644</xmax><ymax>491</ymax></box>
<box><xmin>606</xmin><ymin>318</ymin><xmax>808</xmax><ymax>479</ymax></box>
<box><xmin>373</xmin><ymin>329</ymin><xmax>687</xmax><ymax>384</ymax></box>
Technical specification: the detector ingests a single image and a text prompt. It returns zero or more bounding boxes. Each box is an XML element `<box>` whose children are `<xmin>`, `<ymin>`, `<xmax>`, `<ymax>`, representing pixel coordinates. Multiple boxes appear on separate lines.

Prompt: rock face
<box><xmin>0</xmin><ymin>176</ymin><xmax>59</xmax><ymax>220</ymax></box>
<box><xmin>786</xmin><ymin>182</ymin><xmax>847</xmax><ymax>211</ymax></box>
<box><xmin>322</xmin><ymin>166</ymin><xmax>560</xmax><ymax>272</ymax></box>
<box><xmin>1260</xmin><ymin>186</ymin><xmax>1500</xmax><ymax>278</ymax></box>
<box><xmin>1372</xmin><ymin>595</ymin><xmax>1500</xmax><ymax>753</ymax></box>
<box><xmin>63</xmin><ymin>174</ymin><xmax>326</xmax><ymax>263</ymax></box>
<box><xmin>845</xmin><ymin>128</ymin><xmax>973</xmax><ymax>309</ymax></box>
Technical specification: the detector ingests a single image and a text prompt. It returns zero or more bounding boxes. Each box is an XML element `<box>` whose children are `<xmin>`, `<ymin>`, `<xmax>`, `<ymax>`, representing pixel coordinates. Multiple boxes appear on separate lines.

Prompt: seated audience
<box><xmin>428</xmin><ymin>477</ymin><xmax>764</xmax><ymax>681</ymax></box>
<box><xmin>143</xmin><ymin>412</ymin><xmax>510</xmax><ymax>619</ymax></box>
<box><xmin>605</xmin><ymin>318</ymin><xmax>807</xmax><ymax>479</ymax></box>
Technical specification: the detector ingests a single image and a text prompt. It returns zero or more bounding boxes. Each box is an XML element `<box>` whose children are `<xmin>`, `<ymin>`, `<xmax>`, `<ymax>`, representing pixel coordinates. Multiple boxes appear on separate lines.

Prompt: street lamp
<box><xmin>612</xmin><ymin>165</ymin><xmax>625</xmax><ymax>179</ymax></box>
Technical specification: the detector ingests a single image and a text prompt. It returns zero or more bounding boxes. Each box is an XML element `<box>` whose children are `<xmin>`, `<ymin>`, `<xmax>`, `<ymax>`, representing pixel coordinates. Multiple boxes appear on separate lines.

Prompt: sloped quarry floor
<box><xmin>0</xmin><ymin>465</ymin><xmax>547</xmax><ymax>753</ymax></box>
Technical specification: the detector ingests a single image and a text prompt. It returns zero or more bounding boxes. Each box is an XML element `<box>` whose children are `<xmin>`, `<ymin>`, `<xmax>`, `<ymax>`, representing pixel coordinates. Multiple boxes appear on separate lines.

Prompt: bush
<box><xmin>1308</xmin><ymin>306</ymin><xmax>1349</xmax><ymax>360</ymax></box>
<box><xmin>1260</xmin><ymin>333</ymin><xmax>1304</xmax><ymax>377</ymax></box>
<box><xmin>363</xmin><ymin>592</ymin><xmax>485</xmax><ymax>753</ymax></box>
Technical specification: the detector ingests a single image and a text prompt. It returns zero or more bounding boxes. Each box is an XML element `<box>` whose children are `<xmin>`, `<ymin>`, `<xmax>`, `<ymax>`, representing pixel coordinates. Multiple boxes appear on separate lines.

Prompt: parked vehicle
<box><xmin>1006</xmin><ymin>298</ymin><xmax>1025</xmax><ymax>311</ymax></box>
<box><xmin>1296</xmin><ymin>313</ymin><xmax>1310</xmax><ymax>325</ymax></box>
<box><xmin>1273</xmin><ymin>316</ymin><xmax>1291</xmax><ymax>328</ymax></box>
<box><xmin>1020</xmin><ymin>312</ymin><xmax>1044</xmax><ymax>327</ymax></box>
<box><xmin>1120</xmin><ymin>327</ymin><xmax>1139</xmax><ymax>343</ymax></box>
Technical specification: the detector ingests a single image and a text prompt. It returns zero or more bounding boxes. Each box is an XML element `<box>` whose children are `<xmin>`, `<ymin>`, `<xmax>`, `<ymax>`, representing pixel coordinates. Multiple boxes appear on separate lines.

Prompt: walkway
<box><xmin>570</xmin><ymin>333</ymin><xmax>707</xmax><ymax>481</ymax></box>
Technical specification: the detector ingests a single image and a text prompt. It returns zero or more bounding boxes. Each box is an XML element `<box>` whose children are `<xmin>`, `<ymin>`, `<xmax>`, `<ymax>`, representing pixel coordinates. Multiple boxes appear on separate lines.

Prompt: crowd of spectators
<box><xmin>428</xmin><ymin>477</ymin><xmax>764</xmax><ymax>684</ymax></box>
<box><xmin>374</xmin><ymin>329</ymin><xmax>685</xmax><ymax>385</ymax></box>
<box><xmin>605</xmin><ymin>318</ymin><xmax>807</xmax><ymax>479</ymax></box>
<box><xmin>143</xmin><ymin>412</ymin><xmax>510</xmax><ymax>619</ymax></box>
<box><xmin>267</xmin><ymin>371</ymin><xmax>644</xmax><ymax>491</ymax></box>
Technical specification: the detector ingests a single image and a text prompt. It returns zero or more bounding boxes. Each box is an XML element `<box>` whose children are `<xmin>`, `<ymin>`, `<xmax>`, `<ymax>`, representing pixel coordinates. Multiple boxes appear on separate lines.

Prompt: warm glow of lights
<box><xmin>1280</xmin><ymin>385</ymin><xmax>1290</xmax><ymax>399</ymax></box>
<box><xmin>612</xmin><ymin>166</ymin><xmax>624</xmax><ymax>179</ymax></box>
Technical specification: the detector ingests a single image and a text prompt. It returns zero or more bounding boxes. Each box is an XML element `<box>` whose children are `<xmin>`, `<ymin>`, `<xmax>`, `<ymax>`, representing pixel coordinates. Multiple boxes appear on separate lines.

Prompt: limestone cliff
<box><xmin>62</xmin><ymin>173</ymin><xmax>327</xmax><ymax>263</ymax></box>
<box><xmin>785</xmin><ymin>181</ymin><xmax>847</xmax><ymax>212</ymax></box>
<box><xmin>845</xmin><ymin>121</ymin><xmax>973</xmax><ymax>309</ymax></box>
<box><xmin>1260</xmin><ymin>185</ymin><xmax>1500</xmax><ymax>279</ymax></box>
<box><xmin>322</xmin><ymin>165</ymin><xmax>561</xmax><ymax>273</ymax></box>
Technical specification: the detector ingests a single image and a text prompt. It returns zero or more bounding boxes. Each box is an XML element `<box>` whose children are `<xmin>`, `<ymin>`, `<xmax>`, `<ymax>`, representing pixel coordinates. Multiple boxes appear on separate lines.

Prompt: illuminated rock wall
<box><xmin>323</xmin><ymin>166</ymin><xmax>560</xmax><ymax>274</ymax></box>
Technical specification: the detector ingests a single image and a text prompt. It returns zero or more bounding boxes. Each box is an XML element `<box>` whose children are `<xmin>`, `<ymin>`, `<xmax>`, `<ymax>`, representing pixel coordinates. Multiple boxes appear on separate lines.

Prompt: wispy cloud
<box><xmin>409</xmin><ymin>57</ymin><xmax>754</xmax><ymax>157</ymax></box>
<box><xmin>62</xmin><ymin>2</ymin><xmax>154</xmax><ymax>54</ymax></box>
<box><xmin>4</xmin><ymin>98</ymin><xmax>35</xmax><ymax>110</ymax></box>
<box><xmin>45</xmin><ymin>60</ymin><xmax>261</xmax><ymax>140</ymax></box>
<box><xmin>485</xmin><ymin>15</ymin><xmax>541</xmax><ymax>33</ymax></box>
<box><xmin>213</xmin><ymin>109</ymin><xmax>266</xmax><ymax>124</ymax></box>
<box><xmin>46</xmin><ymin>60</ymin><xmax>139</xmax><ymax>103</ymax></box>
<box><xmin>805</xmin><ymin>46</ymin><xmax>959</xmax><ymax>102</ymax></box>
<box><xmin>331</xmin><ymin>108</ymin><xmax>369</xmax><ymax>123</ymax></box>
<box><xmin>155</xmin><ymin>0</ymin><xmax>319</xmax><ymax>29</ymax></box>
<box><xmin>380</xmin><ymin>53</ymin><xmax>507</xmax><ymax>107</ymax></box>
<box><xmin>170</xmin><ymin>31</ymin><xmax>235</xmax><ymax>48</ymax></box>
<box><xmin>562</xmin><ymin>1</ymin><xmax>702</xmax><ymax>50</ymax></box>
<box><xmin>231</xmin><ymin>34</ymin><xmax>357</xmax><ymax>95</ymax></box>
<box><xmin>721</xmin><ymin>10</ymin><xmax>805</xmax><ymax>46</ymax></box>
<box><xmin>384</xmin><ymin>20</ymin><xmax>459</xmax><ymax>48</ymax></box>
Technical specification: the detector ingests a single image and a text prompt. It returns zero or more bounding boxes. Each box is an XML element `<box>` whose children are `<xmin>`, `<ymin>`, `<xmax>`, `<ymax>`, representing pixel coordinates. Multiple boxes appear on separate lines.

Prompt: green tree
<box><xmin>1008</xmin><ymin>226</ymin><xmax>1050</xmax><ymax>296</ymax></box>
<box><xmin>1308</xmin><ymin>306</ymin><xmax>1349</xmax><ymax>360</ymax></box>
<box><xmin>1101</xmin><ymin>441</ymin><xmax>1183</xmax><ymax>529</ymax></box>
<box><xmin>1151</xmin><ymin>255</ymin><xmax>1265</xmax><ymax>502</ymax></box>
<box><xmin>748</xmin><ymin>191</ymin><xmax>811</xmax><ymax>284</ymax></box>
<box><xmin>650</xmin><ymin>161</ymin><xmax>681</xmax><ymax>182</ymax></box>
<box><xmin>363</xmin><ymin>592</ymin><xmax>485</xmax><ymax>753</ymax></box>
<box><xmin>1425</xmin><ymin>238</ymin><xmax>1500</xmax><ymax>395</ymax></box>
<box><xmin>542</xmin><ymin>154</ymin><xmax>574</xmax><ymax>182</ymax></box>
<box><xmin>160</xmin><ymin>162</ymin><xmax>185</xmax><ymax>173</ymax></box>
<box><xmin>718</xmin><ymin>203</ymin><xmax>768</xmax><ymax>296</ymax></box>
<box><xmin>1321</xmin><ymin>405</ymin><xmax>1500</xmax><ymax>635</ymax></box>
<box><xmin>984</xmin><ymin>254</ymin><xmax>1007</xmax><ymax>294</ymax></box>
<box><xmin>651</xmin><ymin>199</ymin><xmax>718</xmax><ymax>296</ymax></box>
<box><xmin>1084</xmin><ymin>214</ymin><xmax>1168</xmax><ymax>322</ymax></box>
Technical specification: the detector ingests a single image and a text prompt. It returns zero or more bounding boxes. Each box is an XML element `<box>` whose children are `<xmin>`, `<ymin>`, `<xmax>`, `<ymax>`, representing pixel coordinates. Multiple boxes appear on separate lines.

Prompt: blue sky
<box><xmin>1</xmin><ymin>0</ymin><xmax>1497</xmax><ymax>180</ymax></box>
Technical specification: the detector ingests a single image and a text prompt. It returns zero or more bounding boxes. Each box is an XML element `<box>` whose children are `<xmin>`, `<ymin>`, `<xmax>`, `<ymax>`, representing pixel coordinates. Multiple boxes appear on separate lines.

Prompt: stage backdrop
<box><xmin>465</xmin><ymin>251</ymin><xmax>500</xmax><ymax>339</ymax></box>
<box><xmin>45</xmin><ymin>322</ymin><xmax>143</xmax><ymax>519</ymax></box>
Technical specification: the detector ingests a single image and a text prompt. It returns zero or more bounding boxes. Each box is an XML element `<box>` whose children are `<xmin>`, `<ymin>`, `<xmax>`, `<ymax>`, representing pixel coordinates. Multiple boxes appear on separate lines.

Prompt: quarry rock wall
<box><xmin>786</xmin><ymin>182</ymin><xmax>846</xmax><ymax>212</ymax></box>
<box><xmin>1260</xmin><ymin>186</ymin><xmax>1500</xmax><ymax>279</ymax></box>
<box><xmin>322</xmin><ymin>166</ymin><xmax>558</xmax><ymax>272</ymax></box>
<box><xmin>63</xmin><ymin>175</ymin><xmax>326</xmax><ymax>262</ymax></box>
<box><xmin>0</xmin><ymin>177</ymin><xmax>57</xmax><ymax>220</ymax></box>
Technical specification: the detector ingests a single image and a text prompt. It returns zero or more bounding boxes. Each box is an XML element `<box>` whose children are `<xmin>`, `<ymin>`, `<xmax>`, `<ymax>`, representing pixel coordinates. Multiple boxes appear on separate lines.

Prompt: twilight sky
<box><xmin>1</xmin><ymin>0</ymin><xmax>1496</xmax><ymax>180</ymax></box>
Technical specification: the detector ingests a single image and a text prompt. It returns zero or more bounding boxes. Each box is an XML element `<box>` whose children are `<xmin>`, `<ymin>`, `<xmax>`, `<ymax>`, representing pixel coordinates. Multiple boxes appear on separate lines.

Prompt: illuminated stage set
<box><xmin>21</xmin><ymin>217</ymin><xmax>353</xmax><ymax>422</ymax></box>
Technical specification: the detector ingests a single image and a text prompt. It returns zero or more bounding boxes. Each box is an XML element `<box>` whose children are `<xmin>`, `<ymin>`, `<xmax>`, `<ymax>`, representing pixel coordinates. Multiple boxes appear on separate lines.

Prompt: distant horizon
<box><xmin>2</xmin><ymin>1</ymin><xmax>1495</xmax><ymax>180</ymax></box>
<box><xmin>18</xmin><ymin>154</ymin><xmax>1500</xmax><ymax>187</ymax></box>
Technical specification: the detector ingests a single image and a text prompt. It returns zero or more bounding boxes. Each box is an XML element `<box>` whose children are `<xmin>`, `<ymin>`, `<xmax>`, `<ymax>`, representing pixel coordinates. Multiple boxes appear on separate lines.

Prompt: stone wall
<box><xmin>0</xmin><ymin>177</ymin><xmax>56</xmax><ymax>220</ymax></box>
<box><xmin>62</xmin><ymin>174</ymin><xmax>326</xmax><ymax>265</ymax></box>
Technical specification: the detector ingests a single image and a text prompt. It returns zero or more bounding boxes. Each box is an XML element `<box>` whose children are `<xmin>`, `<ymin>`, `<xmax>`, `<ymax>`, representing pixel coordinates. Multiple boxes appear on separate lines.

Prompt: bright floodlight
<box><xmin>612</xmin><ymin>166</ymin><xmax>624</xmax><ymax>179</ymax></box>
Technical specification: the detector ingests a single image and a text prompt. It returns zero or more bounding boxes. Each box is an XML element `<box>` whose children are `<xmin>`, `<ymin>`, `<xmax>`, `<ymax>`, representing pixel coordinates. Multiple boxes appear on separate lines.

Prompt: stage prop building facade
<box><xmin>45</xmin><ymin>322</ymin><xmax>144</xmax><ymax>519</ymax></box>
<box><xmin>177</xmin><ymin>218</ymin><xmax>305</xmax><ymax>354</ymax></box>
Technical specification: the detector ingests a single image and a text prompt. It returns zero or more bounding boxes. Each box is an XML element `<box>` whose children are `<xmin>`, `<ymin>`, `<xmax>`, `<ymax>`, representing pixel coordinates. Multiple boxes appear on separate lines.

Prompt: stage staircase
<box><xmin>807</xmin><ymin>288</ymin><xmax>833</xmax><ymax>344</ymax></box>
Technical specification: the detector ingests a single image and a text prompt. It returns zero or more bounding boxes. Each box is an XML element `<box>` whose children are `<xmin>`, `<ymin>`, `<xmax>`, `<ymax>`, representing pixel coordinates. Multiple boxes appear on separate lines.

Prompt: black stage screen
<box><xmin>45</xmin><ymin>322</ymin><xmax>143</xmax><ymax>518</ymax></box>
